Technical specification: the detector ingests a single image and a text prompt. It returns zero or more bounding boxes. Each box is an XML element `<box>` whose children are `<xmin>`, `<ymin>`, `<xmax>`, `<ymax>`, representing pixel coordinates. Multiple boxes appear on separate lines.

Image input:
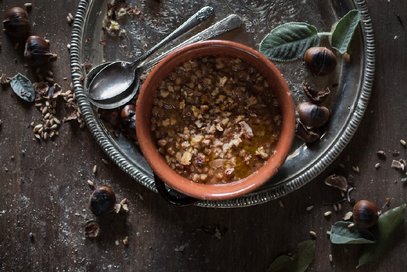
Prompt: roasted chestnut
<box><xmin>24</xmin><ymin>36</ymin><xmax>56</xmax><ymax>66</ymax></box>
<box><xmin>3</xmin><ymin>7</ymin><xmax>31</xmax><ymax>40</ymax></box>
<box><xmin>353</xmin><ymin>200</ymin><xmax>379</xmax><ymax>229</ymax></box>
<box><xmin>297</xmin><ymin>102</ymin><xmax>330</xmax><ymax>128</ymax></box>
<box><xmin>89</xmin><ymin>185</ymin><xmax>116</xmax><ymax>216</ymax></box>
<box><xmin>304</xmin><ymin>47</ymin><xmax>337</xmax><ymax>76</ymax></box>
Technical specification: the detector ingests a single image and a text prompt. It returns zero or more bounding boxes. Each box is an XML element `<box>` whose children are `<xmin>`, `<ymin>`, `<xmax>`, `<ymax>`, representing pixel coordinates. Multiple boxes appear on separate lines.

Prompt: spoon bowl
<box><xmin>85</xmin><ymin>13</ymin><xmax>243</xmax><ymax>109</ymax></box>
<box><xmin>86</xmin><ymin>6</ymin><xmax>214</xmax><ymax>108</ymax></box>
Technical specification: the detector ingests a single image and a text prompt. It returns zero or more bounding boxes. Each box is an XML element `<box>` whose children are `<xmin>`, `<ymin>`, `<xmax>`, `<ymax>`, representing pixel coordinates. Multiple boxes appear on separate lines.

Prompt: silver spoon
<box><xmin>87</xmin><ymin>14</ymin><xmax>243</xmax><ymax>109</ymax></box>
<box><xmin>87</xmin><ymin>6</ymin><xmax>214</xmax><ymax>103</ymax></box>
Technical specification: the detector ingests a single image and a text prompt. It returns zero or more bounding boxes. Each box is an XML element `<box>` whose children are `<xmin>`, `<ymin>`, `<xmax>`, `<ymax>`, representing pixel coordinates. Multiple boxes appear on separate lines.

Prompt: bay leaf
<box><xmin>330</xmin><ymin>221</ymin><xmax>375</xmax><ymax>244</ymax></box>
<box><xmin>331</xmin><ymin>9</ymin><xmax>361</xmax><ymax>54</ymax></box>
<box><xmin>268</xmin><ymin>240</ymin><xmax>316</xmax><ymax>272</ymax></box>
<box><xmin>259</xmin><ymin>22</ymin><xmax>320</xmax><ymax>62</ymax></box>
<box><xmin>10</xmin><ymin>73</ymin><xmax>35</xmax><ymax>103</ymax></box>
<box><xmin>357</xmin><ymin>203</ymin><xmax>406</xmax><ymax>269</ymax></box>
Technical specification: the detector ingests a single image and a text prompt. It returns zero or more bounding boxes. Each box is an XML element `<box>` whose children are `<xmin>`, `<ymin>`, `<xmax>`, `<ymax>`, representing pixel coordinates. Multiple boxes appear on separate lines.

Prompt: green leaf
<box><xmin>330</xmin><ymin>221</ymin><xmax>376</xmax><ymax>244</ymax></box>
<box><xmin>10</xmin><ymin>73</ymin><xmax>35</xmax><ymax>103</ymax></box>
<box><xmin>268</xmin><ymin>240</ymin><xmax>316</xmax><ymax>272</ymax></box>
<box><xmin>259</xmin><ymin>22</ymin><xmax>320</xmax><ymax>62</ymax></box>
<box><xmin>331</xmin><ymin>9</ymin><xmax>361</xmax><ymax>54</ymax></box>
<box><xmin>357</xmin><ymin>203</ymin><xmax>406</xmax><ymax>269</ymax></box>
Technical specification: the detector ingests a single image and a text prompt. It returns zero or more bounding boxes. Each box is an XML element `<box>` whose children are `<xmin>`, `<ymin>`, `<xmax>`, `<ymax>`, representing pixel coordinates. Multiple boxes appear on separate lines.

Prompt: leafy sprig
<box><xmin>260</xmin><ymin>10</ymin><xmax>361</xmax><ymax>61</ymax></box>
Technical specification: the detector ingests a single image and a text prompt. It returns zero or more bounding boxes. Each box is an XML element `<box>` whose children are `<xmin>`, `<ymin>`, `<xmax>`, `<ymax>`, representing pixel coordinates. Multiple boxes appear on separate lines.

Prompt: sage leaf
<box><xmin>357</xmin><ymin>203</ymin><xmax>406</xmax><ymax>269</ymax></box>
<box><xmin>330</xmin><ymin>221</ymin><xmax>375</xmax><ymax>244</ymax></box>
<box><xmin>259</xmin><ymin>22</ymin><xmax>320</xmax><ymax>62</ymax></box>
<box><xmin>268</xmin><ymin>240</ymin><xmax>316</xmax><ymax>272</ymax></box>
<box><xmin>331</xmin><ymin>9</ymin><xmax>361</xmax><ymax>54</ymax></box>
<box><xmin>10</xmin><ymin>73</ymin><xmax>35</xmax><ymax>103</ymax></box>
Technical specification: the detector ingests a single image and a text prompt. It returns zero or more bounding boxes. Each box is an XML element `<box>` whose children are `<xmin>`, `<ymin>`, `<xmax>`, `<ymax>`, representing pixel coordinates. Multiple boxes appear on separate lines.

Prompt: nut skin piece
<box><xmin>297</xmin><ymin>102</ymin><xmax>330</xmax><ymax>128</ymax></box>
<box><xmin>24</xmin><ymin>36</ymin><xmax>54</xmax><ymax>66</ymax></box>
<box><xmin>3</xmin><ymin>7</ymin><xmax>31</xmax><ymax>40</ymax></box>
<box><xmin>304</xmin><ymin>47</ymin><xmax>337</xmax><ymax>76</ymax></box>
<box><xmin>295</xmin><ymin>121</ymin><xmax>320</xmax><ymax>144</ymax></box>
<box><xmin>353</xmin><ymin>200</ymin><xmax>380</xmax><ymax>229</ymax></box>
<box><xmin>89</xmin><ymin>185</ymin><xmax>116</xmax><ymax>217</ymax></box>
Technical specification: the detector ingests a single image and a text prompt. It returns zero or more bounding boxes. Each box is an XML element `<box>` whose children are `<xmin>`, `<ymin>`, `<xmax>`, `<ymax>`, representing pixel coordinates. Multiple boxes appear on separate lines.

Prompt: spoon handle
<box><xmin>132</xmin><ymin>6</ymin><xmax>214</xmax><ymax>68</ymax></box>
<box><xmin>141</xmin><ymin>14</ymin><xmax>243</xmax><ymax>69</ymax></box>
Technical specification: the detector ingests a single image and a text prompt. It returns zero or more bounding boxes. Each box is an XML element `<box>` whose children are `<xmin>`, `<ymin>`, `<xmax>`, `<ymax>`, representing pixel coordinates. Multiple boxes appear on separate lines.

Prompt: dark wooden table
<box><xmin>0</xmin><ymin>1</ymin><xmax>406</xmax><ymax>271</ymax></box>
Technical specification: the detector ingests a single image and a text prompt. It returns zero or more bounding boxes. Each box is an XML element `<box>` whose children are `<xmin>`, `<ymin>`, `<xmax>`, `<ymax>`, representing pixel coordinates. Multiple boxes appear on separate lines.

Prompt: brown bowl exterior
<box><xmin>136</xmin><ymin>40</ymin><xmax>295</xmax><ymax>201</ymax></box>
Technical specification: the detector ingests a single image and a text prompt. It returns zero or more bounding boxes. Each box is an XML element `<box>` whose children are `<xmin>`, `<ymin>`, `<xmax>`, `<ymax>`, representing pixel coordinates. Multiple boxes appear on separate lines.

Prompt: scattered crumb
<box><xmin>306</xmin><ymin>205</ymin><xmax>314</xmax><ymax>212</ymax></box>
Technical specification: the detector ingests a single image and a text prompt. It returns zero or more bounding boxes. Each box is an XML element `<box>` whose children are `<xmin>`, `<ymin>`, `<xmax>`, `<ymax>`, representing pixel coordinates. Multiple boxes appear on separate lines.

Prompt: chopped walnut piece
<box><xmin>180</xmin><ymin>151</ymin><xmax>192</xmax><ymax>166</ymax></box>
<box><xmin>239</xmin><ymin>121</ymin><xmax>254</xmax><ymax>139</ymax></box>
<box><xmin>255</xmin><ymin>146</ymin><xmax>269</xmax><ymax>160</ymax></box>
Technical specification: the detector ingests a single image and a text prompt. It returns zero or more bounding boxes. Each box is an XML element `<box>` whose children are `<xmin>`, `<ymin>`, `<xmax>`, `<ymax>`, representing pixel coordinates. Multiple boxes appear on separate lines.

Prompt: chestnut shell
<box><xmin>304</xmin><ymin>47</ymin><xmax>337</xmax><ymax>76</ymax></box>
<box><xmin>3</xmin><ymin>7</ymin><xmax>30</xmax><ymax>39</ymax></box>
<box><xmin>353</xmin><ymin>200</ymin><xmax>379</xmax><ymax>229</ymax></box>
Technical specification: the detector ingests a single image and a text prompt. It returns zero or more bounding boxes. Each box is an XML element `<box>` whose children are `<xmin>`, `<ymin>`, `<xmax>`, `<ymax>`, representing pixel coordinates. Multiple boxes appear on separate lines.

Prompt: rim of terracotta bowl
<box><xmin>136</xmin><ymin>40</ymin><xmax>295</xmax><ymax>201</ymax></box>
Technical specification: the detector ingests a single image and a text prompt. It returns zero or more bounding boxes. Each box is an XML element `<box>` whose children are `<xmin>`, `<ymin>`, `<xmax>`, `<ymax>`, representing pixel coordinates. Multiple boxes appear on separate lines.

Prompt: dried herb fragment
<box><xmin>357</xmin><ymin>204</ymin><xmax>406</xmax><ymax>268</ymax></box>
<box><xmin>329</xmin><ymin>221</ymin><xmax>375</xmax><ymax>244</ymax></box>
<box><xmin>302</xmin><ymin>82</ymin><xmax>331</xmax><ymax>103</ymax></box>
<box><xmin>10</xmin><ymin>73</ymin><xmax>35</xmax><ymax>102</ymax></box>
<box><xmin>267</xmin><ymin>240</ymin><xmax>316</xmax><ymax>272</ymax></box>
<box><xmin>324</xmin><ymin>174</ymin><xmax>348</xmax><ymax>192</ymax></box>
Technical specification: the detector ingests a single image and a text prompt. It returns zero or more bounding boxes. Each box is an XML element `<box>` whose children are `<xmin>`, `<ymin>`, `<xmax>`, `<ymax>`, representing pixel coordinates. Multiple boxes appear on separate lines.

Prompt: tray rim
<box><xmin>70</xmin><ymin>0</ymin><xmax>375</xmax><ymax>208</ymax></box>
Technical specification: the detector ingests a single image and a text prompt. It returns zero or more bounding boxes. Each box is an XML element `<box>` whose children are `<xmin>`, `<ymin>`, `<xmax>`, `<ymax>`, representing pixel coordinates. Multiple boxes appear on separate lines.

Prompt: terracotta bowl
<box><xmin>136</xmin><ymin>40</ymin><xmax>295</xmax><ymax>201</ymax></box>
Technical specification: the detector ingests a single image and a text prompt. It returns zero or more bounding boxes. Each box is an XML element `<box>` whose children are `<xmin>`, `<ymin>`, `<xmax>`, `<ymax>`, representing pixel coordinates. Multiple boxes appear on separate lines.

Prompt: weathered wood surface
<box><xmin>0</xmin><ymin>0</ymin><xmax>406</xmax><ymax>271</ymax></box>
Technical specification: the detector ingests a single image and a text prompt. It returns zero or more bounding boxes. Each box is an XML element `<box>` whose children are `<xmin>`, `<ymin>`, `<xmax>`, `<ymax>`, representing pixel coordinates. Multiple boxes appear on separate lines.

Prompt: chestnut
<box><xmin>89</xmin><ymin>185</ymin><xmax>116</xmax><ymax>216</ymax></box>
<box><xmin>353</xmin><ymin>200</ymin><xmax>379</xmax><ymax>229</ymax></box>
<box><xmin>24</xmin><ymin>36</ymin><xmax>56</xmax><ymax>66</ymax></box>
<box><xmin>120</xmin><ymin>104</ymin><xmax>136</xmax><ymax>121</ymax></box>
<box><xmin>304</xmin><ymin>47</ymin><xmax>337</xmax><ymax>76</ymax></box>
<box><xmin>297</xmin><ymin>102</ymin><xmax>330</xmax><ymax>128</ymax></box>
<box><xmin>3</xmin><ymin>7</ymin><xmax>30</xmax><ymax>40</ymax></box>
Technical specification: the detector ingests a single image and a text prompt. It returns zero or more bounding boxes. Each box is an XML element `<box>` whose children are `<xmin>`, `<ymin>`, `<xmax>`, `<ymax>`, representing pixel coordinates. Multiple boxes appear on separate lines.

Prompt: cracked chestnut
<box><xmin>297</xmin><ymin>102</ymin><xmax>330</xmax><ymax>128</ymax></box>
<box><xmin>89</xmin><ymin>185</ymin><xmax>116</xmax><ymax>216</ymax></box>
<box><xmin>3</xmin><ymin>7</ymin><xmax>30</xmax><ymax>40</ymax></box>
<box><xmin>304</xmin><ymin>47</ymin><xmax>337</xmax><ymax>76</ymax></box>
<box><xmin>353</xmin><ymin>200</ymin><xmax>379</xmax><ymax>229</ymax></box>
